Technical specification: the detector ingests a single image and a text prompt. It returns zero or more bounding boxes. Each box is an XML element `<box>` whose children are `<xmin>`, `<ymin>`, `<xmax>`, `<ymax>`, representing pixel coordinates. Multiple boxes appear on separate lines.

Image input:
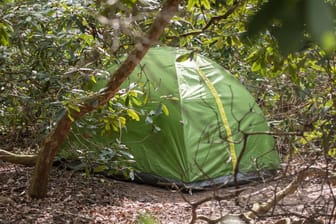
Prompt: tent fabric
<box><xmin>66</xmin><ymin>47</ymin><xmax>280</xmax><ymax>188</ymax></box>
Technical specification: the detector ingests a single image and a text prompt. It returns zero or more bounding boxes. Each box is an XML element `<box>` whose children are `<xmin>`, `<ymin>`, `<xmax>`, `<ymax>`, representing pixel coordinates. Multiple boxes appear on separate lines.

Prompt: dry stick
<box><xmin>181</xmin><ymin>189</ymin><xmax>244</xmax><ymax>224</ymax></box>
<box><xmin>327</xmin><ymin>174</ymin><xmax>336</xmax><ymax>223</ymax></box>
<box><xmin>243</xmin><ymin>167</ymin><xmax>336</xmax><ymax>220</ymax></box>
<box><xmin>0</xmin><ymin>149</ymin><xmax>37</xmax><ymax>166</ymax></box>
<box><xmin>183</xmin><ymin>168</ymin><xmax>335</xmax><ymax>223</ymax></box>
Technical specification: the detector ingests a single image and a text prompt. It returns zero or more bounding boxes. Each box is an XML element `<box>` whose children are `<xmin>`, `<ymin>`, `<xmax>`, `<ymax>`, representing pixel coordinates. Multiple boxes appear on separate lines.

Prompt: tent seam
<box><xmin>174</xmin><ymin>49</ymin><xmax>190</xmax><ymax>182</ymax></box>
<box><xmin>195</xmin><ymin>64</ymin><xmax>237</xmax><ymax>173</ymax></box>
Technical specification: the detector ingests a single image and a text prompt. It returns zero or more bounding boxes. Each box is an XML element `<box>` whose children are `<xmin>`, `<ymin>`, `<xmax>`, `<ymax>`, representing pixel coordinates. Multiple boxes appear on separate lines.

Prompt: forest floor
<box><xmin>0</xmin><ymin>160</ymin><xmax>335</xmax><ymax>224</ymax></box>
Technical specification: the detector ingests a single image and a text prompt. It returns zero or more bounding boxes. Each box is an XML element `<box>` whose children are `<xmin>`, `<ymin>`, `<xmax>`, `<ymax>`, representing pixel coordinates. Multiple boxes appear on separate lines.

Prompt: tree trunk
<box><xmin>28</xmin><ymin>114</ymin><xmax>73</xmax><ymax>197</ymax></box>
<box><xmin>28</xmin><ymin>0</ymin><xmax>181</xmax><ymax>198</ymax></box>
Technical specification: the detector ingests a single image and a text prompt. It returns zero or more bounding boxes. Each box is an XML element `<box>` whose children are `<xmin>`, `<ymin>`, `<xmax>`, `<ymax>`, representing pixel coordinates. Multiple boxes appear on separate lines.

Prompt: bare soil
<box><xmin>0</xmin><ymin>162</ymin><xmax>335</xmax><ymax>224</ymax></box>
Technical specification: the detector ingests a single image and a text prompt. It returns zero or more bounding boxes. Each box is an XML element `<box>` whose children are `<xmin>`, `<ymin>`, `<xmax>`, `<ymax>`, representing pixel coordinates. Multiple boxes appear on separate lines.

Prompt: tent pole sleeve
<box><xmin>196</xmin><ymin>67</ymin><xmax>237</xmax><ymax>172</ymax></box>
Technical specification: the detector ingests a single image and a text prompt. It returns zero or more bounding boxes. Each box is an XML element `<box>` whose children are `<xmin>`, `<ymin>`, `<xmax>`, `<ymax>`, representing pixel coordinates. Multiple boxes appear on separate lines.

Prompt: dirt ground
<box><xmin>0</xmin><ymin>162</ymin><xmax>335</xmax><ymax>224</ymax></box>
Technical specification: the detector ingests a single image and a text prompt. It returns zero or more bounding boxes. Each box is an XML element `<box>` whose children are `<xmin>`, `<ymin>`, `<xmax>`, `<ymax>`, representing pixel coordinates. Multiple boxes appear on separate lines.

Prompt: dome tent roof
<box><xmin>65</xmin><ymin>47</ymin><xmax>280</xmax><ymax>189</ymax></box>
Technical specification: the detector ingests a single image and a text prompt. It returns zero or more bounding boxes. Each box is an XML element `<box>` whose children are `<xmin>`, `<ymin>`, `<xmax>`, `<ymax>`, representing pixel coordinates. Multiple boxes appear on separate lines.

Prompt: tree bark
<box><xmin>28</xmin><ymin>0</ymin><xmax>181</xmax><ymax>198</ymax></box>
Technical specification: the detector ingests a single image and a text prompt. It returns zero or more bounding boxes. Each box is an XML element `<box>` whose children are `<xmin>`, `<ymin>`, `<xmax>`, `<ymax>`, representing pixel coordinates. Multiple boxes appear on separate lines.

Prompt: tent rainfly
<box><xmin>65</xmin><ymin>47</ymin><xmax>280</xmax><ymax>189</ymax></box>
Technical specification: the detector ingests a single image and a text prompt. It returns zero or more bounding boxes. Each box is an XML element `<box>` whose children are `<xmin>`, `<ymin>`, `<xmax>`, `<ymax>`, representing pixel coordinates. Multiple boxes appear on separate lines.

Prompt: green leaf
<box><xmin>143</xmin><ymin>93</ymin><xmax>149</xmax><ymax>104</ymax></box>
<box><xmin>251</xmin><ymin>62</ymin><xmax>261</xmax><ymax>72</ymax></box>
<box><xmin>201</xmin><ymin>0</ymin><xmax>211</xmax><ymax>10</ymax></box>
<box><xmin>67</xmin><ymin>110</ymin><xmax>75</xmax><ymax>122</ymax></box>
<box><xmin>127</xmin><ymin>109</ymin><xmax>140</xmax><ymax>121</ymax></box>
<box><xmin>91</xmin><ymin>75</ymin><xmax>97</xmax><ymax>84</ymax></box>
<box><xmin>0</xmin><ymin>22</ymin><xmax>13</xmax><ymax>46</ymax></box>
<box><xmin>131</xmin><ymin>96</ymin><xmax>142</xmax><ymax>106</ymax></box>
<box><xmin>187</xmin><ymin>0</ymin><xmax>198</xmax><ymax>10</ymax></box>
<box><xmin>105</xmin><ymin>122</ymin><xmax>111</xmax><ymax>131</ymax></box>
<box><xmin>94</xmin><ymin>165</ymin><xmax>107</xmax><ymax>173</ymax></box>
<box><xmin>176</xmin><ymin>53</ymin><xmax>192</xmax><ymax>62</ymax></box>
<box><xmin>328</xmin><ymin>148</ymin><xmax>336</xmax><ymax>157</ymax></box>
<box><xmin>246</xmin><ymin>50</ymin><xmax>259</xmax><ymax>61</ymax></box>
<box><xmin>187</xmin><ymin>0</ymin><xmax>211</xmax><ymax>10</ymax></box>
<box><xmin>68</xmin><ymin>104</ymin><xmax>81</xmax><ymax>112</ymax></box>
<box><xmin>161</xmin><ymin>103</ymin><xmax>169</xmax><ymax>116</ymax></box>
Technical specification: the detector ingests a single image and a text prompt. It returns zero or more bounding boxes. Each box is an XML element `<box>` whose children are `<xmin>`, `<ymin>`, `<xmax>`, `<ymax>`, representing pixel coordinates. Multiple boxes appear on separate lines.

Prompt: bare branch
<box><xmin>178</xmin><ymin>0</ymin><xmax>244</xmax><ymax>38</ymax></box>
<box><xmin>243</xmin><ymin>167</ymin><xmax>336</xmax><ymax>220</ymax></box>
<box><xmin>181</xmin><ymin>189</ymin><xmax>244</xmax><ymax>224</ymax></box>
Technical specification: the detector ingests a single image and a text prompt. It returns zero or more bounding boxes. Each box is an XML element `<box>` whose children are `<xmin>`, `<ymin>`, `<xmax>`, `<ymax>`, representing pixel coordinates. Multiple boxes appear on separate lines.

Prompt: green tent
<box><xmin>66</xmin><ymin>47</ymin><xmax>280</xmax><ymax>188</ymax></box>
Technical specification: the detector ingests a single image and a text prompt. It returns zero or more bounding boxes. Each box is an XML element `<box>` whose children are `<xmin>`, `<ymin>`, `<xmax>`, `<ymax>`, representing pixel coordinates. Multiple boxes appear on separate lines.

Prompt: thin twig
<box><xmin>174</xmin><ymin>0</ymin><xmax>244</xmax><ymax>38</ymax></box>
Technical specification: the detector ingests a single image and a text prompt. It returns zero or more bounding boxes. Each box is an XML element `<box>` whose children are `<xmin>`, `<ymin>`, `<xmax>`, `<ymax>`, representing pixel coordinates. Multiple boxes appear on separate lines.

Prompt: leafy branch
<box><xmin>28</xmin><ymin>0</ymin><xmax>182</xmax><ymax>198</ymax></box>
